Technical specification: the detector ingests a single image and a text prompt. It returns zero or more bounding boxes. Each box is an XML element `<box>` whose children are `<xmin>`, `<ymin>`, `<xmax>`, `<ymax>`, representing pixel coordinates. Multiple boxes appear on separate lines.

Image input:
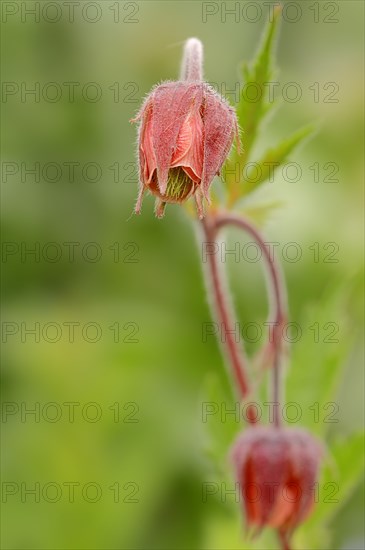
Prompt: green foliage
<box><xmin>201</xmin><ymin>284</ymin><xmax>365</xmax><ymax>549</ymax></box>
<box><xmin>286</xmin><ymin>288</ymin><xmax>364</xmax><ymax>546</ymax></box>
<box><xmin>225</xmin><ymin>6</ymin><xmax>315</xmax><ymax>208</ymax></box>
<box><xmin>2</xmin><ymin>2</ymin><xmax>363</xmax><ymax>548</ymax></box>
<box><xmin>236</xmin><ymin>5</ymin><xmax>281</xmax><ymax>165</ymax></box>
<box><xmin>241</xmin><ymin>124</ymin><xmax>315</xmax><ymax>196</ymax></box>
<box><xmin>205</xmin><ymin>10</ymin><xmax>365</xmax><ymax>550</ymax></box>
<box><xmin>285</xmin><ymin>286</ymin><xmax>352</xmax><ymax>435</ymax></box>
<box><xmin>316</xmin><ymin>432</ymin><xmax>365</xmax><ymax>524</ymax></box>
<box><xmin>294</xmin><ymin>432</ymin><xmax>365</xmax><ymax>549</ymax></box>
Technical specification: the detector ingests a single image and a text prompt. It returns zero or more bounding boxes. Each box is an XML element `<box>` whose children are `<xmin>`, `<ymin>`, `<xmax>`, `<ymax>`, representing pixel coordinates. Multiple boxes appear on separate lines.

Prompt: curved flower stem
<box><xmin>180</xmin><ymin>38</ymin><xmax>203</xmax><ymax>81</ymax></box>
<box><xmin>201</xmin><ymin>217</ymin><xmax>250</xmax><ymax>396</ymax></box>
<box><xmin>214</xmin><ymin>212</ymin><xmax>288</xmax><ymax>428</ymax></box>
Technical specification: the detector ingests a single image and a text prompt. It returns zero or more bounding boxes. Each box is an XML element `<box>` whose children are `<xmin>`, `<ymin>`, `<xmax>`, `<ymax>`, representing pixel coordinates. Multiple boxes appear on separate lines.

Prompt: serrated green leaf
<box><xmin>291</xmin><ymin>433</ymin><xmax>364</xmax><ymax>549</ymax></box>
<box><xmin>241</xmin><ymin>125</ymin><xmax>315</xmax><ymax>196</ymax></box>
<box><xmin>236</xmin><ymin>6</ymin><xmax>281</xmax><ymax>165</ymax></box>
<box><xmin>225</xmin><ymin>8</ymin><xmax>282</xmax><ymax>204</ymax></box>
<box><xmin>325</xmin><ymin>433</ymin><xmax>364</xmax><ymax>518</ymax></box>
<box><xmin>285</xmin><ymin>286</ymin><xmax>352</xmax><ymax>436</ymax></box>
<box><xmin>310</xmin><ymin>433</ymin><xmax>364</xmax><ymax>527</ymax></box>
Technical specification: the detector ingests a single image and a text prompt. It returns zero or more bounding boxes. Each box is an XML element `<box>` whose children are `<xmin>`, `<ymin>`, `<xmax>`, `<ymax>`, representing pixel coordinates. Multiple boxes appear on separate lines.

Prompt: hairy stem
<box><xmin>201</xmin><ymin>217</ymin><xmax>252</xmax><ymax>401</ymax></box>
<box><xmin>214</xmin><ymin>212</ymin><xmax>288</xmax><ymax>428</ymax></box>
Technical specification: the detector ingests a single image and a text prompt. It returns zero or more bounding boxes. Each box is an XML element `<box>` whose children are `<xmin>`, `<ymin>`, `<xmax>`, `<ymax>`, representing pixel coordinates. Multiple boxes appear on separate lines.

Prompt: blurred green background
<box><xmin>1</xmin><ymin>1</ymin><xmax>364</xmax><ymax>549</ymax></box>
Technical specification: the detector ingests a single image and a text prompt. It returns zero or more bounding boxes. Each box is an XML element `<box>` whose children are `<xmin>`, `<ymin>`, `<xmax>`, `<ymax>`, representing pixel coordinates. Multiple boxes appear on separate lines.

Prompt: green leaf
<box><xmin>292</xmin><ymin>432</ymin><xmax>364</xmax><ymax>549</ymax></box>
<box><xmin>225</xmin><ymin>7</ymin><xmax>282</xmax><ymax>205</ymax></box>
<box><xmin>236</xmin><ymin>5</ymin><xmax>281</xmax><ymax>165</ymax></box>
<box><xmin>311</xmin><ymin>433</ymin><xmax>364</xmax><ymax>528</ymax></box>
<box><xmin>285</xmin><ymin>285</ymin><xmax>353</xmax><ymax>437</ymax></box>
<box><xmin>241</xmin><ymin>124</ymin><xmax>315</xmax><ymax>196</ymax></box>
<box><xmin>324</xmin><ymin>433</ymin><xmax>365</xmax><ymax>520</ymax></box>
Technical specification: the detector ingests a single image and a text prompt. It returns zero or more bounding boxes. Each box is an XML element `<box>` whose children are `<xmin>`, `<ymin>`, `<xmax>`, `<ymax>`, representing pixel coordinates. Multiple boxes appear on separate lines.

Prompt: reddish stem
<box><xmin>214</xmin><ymin>212</ymin><xmax>287</xmax><ymax>427</ymax></box>
<box><xmin>201</xmin><ymin>217</ymin><xmax>252</xmax><ymax>404</ymax></box>
<box><xmin>201</xmin><ymin>212</ymin><xmax>288</xmax><ymax>427</ymax></box>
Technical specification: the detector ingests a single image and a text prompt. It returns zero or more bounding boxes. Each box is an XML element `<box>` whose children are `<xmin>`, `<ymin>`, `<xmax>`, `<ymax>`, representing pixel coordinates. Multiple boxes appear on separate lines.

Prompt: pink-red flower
<box><xmin>131</xmin><ymin>81</ymin><xmax>239</xmax><ymax>218</ymax></box>
<box><xmin>231</xmin><ymin>426</ymin><xmax>323</xmax><ymax>543</ymax></box>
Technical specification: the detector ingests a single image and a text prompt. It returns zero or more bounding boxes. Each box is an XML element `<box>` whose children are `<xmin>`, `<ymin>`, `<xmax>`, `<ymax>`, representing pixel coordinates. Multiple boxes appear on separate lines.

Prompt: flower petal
<box><xmin>171</xmin><ymin>112</ymin><xmax>204</xmax><ymax>183</ymax></box>
<box><xmin>151</xmin><ymin>82</ymin><xmax>203</xmax><ymax>194</ymax></box>
<box><xmin>139</xmin><ymin>99</ymin><xmax>156</xmax><ymax>184</ymax></box>
<box><xmin>201</xmin><ymin>88</ymin><xmax>238</xmax><ymax>197</ymax></box>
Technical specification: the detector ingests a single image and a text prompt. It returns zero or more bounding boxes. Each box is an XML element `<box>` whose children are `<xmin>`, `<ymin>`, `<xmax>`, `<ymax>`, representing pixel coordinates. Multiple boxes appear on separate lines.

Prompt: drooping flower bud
<box><xmin>231</xmin><ymin>426</ymin><xmax>323</xmax><ymax>542</ymax></box>
<box><xmin>131</xmin><ymin>39</ymin><xmax>239</xmax><ymax>218</ymax></box>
